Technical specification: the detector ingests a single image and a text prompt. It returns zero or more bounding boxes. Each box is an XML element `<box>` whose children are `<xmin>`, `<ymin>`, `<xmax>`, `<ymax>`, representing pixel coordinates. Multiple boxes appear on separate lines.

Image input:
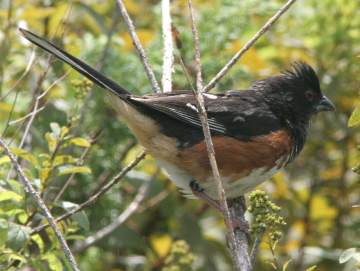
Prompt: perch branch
<box><xmin>161</xmin><ymin>0</ymin><xmax>173</xmax><ymax>93</ymax></box>
<box><xmin>116</xmin><ymin>0</ymin><xmax>161</xmax><ymax>93</ymax></box>
<box><xmin>0</xmin><ymin>137</ymin><xmax>80</xmax><ymax>271</ymax></box>
<box><xmin>188</xmin><ymin>2</ymin><xmax>250</xmax><ymax>270</ymax></box>
<box><xmin>31</xmin><ymin>151</ymin><xmax>146</xmax><ymax>234</ymax></box>
<box><xmin>203</xmin><ymin>0</ymin><xmax>297</xmax><ymax>92</ymax></box>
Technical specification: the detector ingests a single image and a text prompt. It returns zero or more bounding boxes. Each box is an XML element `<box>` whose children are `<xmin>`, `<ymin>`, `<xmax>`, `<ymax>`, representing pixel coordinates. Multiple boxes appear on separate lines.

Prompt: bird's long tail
<box><xmin>19</xmin><ymin>28</ymin><xmax>130</xmax><ymax>98</ymax></box>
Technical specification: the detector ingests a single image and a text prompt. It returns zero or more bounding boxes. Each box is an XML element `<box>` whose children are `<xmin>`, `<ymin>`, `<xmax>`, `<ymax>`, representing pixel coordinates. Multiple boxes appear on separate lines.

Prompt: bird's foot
<box><xmin>189</xmin><ymin>180</ymin><xmax>249</xmax><ymax>233</ymax></box>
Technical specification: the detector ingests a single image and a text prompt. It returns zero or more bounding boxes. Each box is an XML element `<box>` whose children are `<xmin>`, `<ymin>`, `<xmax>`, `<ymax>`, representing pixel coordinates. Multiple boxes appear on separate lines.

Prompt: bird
<box><xmin>19</xmin><ymin>28</ymin><xmax>335</xmax><ymax>212</ymax></box>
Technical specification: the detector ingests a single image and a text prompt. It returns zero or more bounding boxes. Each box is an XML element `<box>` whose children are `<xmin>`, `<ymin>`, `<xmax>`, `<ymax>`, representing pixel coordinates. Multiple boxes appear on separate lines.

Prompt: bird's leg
<box><xmin>189</xmin><ymin>180</ymin><xmax>249</xmax><ymax>232</ymax></box>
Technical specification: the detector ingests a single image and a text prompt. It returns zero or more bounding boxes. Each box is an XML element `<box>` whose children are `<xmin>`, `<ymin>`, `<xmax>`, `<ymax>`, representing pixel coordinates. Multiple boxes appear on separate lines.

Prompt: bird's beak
<box><xmin>316</xmin><ymin>95</ymin><xmax>335</xmax><ymax>112</ymax></box>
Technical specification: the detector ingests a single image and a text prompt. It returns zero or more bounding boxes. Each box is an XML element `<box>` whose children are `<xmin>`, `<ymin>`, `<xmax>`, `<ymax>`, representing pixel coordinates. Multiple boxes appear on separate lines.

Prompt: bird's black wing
<box><xmin>129</xmin><ymin>90</ymin><xmax>282</xmax><ymax>141</ymax></box>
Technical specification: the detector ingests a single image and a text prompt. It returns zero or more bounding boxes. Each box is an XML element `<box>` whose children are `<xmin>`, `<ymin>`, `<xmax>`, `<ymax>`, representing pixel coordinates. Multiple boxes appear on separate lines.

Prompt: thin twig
<box><xmin>74</xmin><ymin>169</ymin><xmax>159</xmax><ymax>253</ymax></box>
<box><xmin>115</xmin><ymin>0</ymin><xmax>161</xmax><ymax>93</ymax></box>
<box><xmin>0</xmin><ymin>49</ymin><xmax>36</xmax><ymax>101</ymax></box>
<box><xmin>0</xmin><ymin>137</ymin><xmax>80</xmax><ymax>271</ymax></box>
<box><xmin>19</xmin><ymin>72</ymin><xmax>69</xmax><ymax>149</ymax></box>
<box><xmin>203</xmin><ymin>0</ymin><xmax>297</xmax><ymax>92</ymax></box>
<box><xmin>188</xmin><ymin>2</ymin><xmax>249</xmax><ymax>270</ymax></box>
<box><xmin>188</xmin><ymin>2</ymin><xmax>252</xmax><ymax>270</ymax></box>
<box><xmin>9</xmin><ymin>106</ymin><xmax>45</xmax><ymax>125</ymax></box>
<box><xmin>161</xmin><ymin>0</ymin><xmax>173</xmax><ymax>93</ymax></box>
<box><xmin>31</xmin><ymin>151</ymin><xmax>146</xmax><ymax>234</ymax></box>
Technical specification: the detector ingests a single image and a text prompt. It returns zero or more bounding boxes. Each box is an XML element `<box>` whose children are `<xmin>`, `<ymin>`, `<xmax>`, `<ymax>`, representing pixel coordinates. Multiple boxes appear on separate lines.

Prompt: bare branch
<box><xmin>74</xmin><ymin>169</ymin><xmax>159</xmax><ymax>253</ymax></box>
<box><xmin>116</xmin><ymin>0</ymin><xmax>161</xmax><ymax>93</ymax></box>
<box><xmin>161</xmin><ymin>0</ymin><xmax>173</xmax><ymax>93</ymax></box>
<box><xmin>228</xmin><ymin>198</ymin><xmax>252</xmax><ymax>270</ymax></box>
<box><xmin>0</xmin><ymin>137</ymin><xmax>80</xmax><ymax>271</ymax></box>
<box><xmin>188</xmin><ymin>2</ymin><xmax>250</xmax><ymax>270</ymax></box>
<box><xmin>31</xmin><ymin>151</ymin><xmax>146</xmax><ymax>234</ymax></box>
<box><xmin>203</xmin><ymin>0</ymin><xmax>297</xmax><ymax>92</ymax></box>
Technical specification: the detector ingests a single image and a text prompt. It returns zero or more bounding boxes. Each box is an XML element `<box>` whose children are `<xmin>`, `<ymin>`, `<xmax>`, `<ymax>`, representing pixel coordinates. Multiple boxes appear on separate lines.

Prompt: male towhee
<box><xmin>19</xmin><ymin>29</ymin><xmax>335</xmax><ymax>209</ymax></box>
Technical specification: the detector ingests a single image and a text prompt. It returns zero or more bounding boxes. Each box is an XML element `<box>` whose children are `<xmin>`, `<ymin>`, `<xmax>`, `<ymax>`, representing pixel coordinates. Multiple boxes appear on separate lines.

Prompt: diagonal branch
<box><xmin>161</xmin><ymin>0</ymin><xmax>173</xmax><ymax>93</ymax></box>
<box><xmin>115</xmin><ymin>0</ymin><xmax>161</xmax><ymax>93</ymax></box>
<box><xmin>203</xmin><ymin>0</ymin><xmax>297</xmax><ymax>92</ymax></box>
<box><xmin>0</xmin><ymin>137</ymin><xmax>80</xmax><ymax>271</ymax></box>
<box><xmin>188</xmin><ymin>2</ymin><xmax>250</xmax><ymax>270</ymax></box>
<box><xmin>31</xmin><ymin>151</ymin><xmax>146</xmax><ymax>234</ymax></box>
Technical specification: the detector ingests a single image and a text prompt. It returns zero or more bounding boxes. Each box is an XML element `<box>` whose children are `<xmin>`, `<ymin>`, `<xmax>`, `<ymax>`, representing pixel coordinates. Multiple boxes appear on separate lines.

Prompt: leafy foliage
<box><xmin>0</xmin><ymin>0</ymin><xmax>359</xmax><ymax>270</ymax></box>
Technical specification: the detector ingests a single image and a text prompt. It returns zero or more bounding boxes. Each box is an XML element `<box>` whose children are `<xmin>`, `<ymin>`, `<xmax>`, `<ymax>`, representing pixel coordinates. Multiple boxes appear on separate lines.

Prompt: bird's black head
<box><xmin>256</xmin><ymin>62</ymin><xmax>335</xmax><ymax>124</ymax></box>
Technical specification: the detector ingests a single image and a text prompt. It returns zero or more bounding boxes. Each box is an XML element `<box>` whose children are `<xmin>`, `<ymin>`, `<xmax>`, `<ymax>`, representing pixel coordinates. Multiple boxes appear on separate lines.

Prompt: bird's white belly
<box><xmin>157</xmin><ymin>159</ymin><xmax>281</xmax><ymax>199</ymax></box>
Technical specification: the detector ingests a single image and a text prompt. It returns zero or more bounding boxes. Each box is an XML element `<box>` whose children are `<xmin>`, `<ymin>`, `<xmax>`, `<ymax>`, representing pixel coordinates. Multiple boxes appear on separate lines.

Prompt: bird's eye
<box><xmin>305</xmin><ymin>90</ymin><xmax>316</xmax><ymax>102</ymax></box>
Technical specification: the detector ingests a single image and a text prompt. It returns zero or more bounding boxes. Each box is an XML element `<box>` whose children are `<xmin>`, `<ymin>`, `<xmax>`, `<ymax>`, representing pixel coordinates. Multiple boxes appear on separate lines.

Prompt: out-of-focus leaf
<box><xmin>31</xmin><ymin>234</ymin><xmax>45</xmax><ymax>254</ymax></box>
<box><xmin>9</xmin><ymin>147</ymin><xmax>39</xmax><ymax>167</ymax></box>
<box><xmin>57</xmin><ymin>165</ymin><xmax>91</xmax><ymax>176</ymax></box>
<box><xmin>20</xmin><ymin>6</ymin><xmax>55</xmax><ymax>19</ymax></box>
<box><xmin>50</xmin><ymin>122</ymin><xmax>61</xmax><ymax>138</ymax></box>
<box><xmin>40</xmin><ymin>167</ymin><xmax>52</xmax><ymax>183</ymax></box>
<box><xmin>0</xmin><ymin>102</ymin><xmax>13</xmax><ymax>113</ymax></box>
<box><xmin>60</xmin><ymin>201</ymin><xmax>78</xmax><ymax>210</ymax></box>
<box><xmin>41</xmin><ymin>253</ymin><xmax>63</xmax><ymax>271</ymax></box>
<box><xmin>68</xmin><ymin>137</ymin><xmax>91</xmax><ymax>148</ymax></box>
<box><xmin>305</xmin><ymin>265</ymin><xmax>317</xmax><ymax>271</ymax></box>
<box><xmin>53</xmin><ymin>155</ymin><xmax>77</xmax><ymax>167</ymax></box>
<box><xmin>45</xmin><ymin>132</ymin><xmax>57</xmax><ymax>153</ymax></box>
<box><xmin>61</xmin><ymin>126</ymin><xmax>69</xmax><ymax>138</ymax></box>
<box><xmin>0</xmin><ymin>218</ymin><xmax>8</xmax><ymax>246</ymax></box>
<box><xmin>282</xmin><ymin>259</ymin><xmax>292</xmax><ymax>271</ymax></box>
<box><xmin>7</xmin><ymin>223</ymin><xmax>31</xmax><ymax>251</ymax></box>
<box><xmin>150</xmin><ymin>234</ymin><xmax>172</xmax><ymax>258</ymax></box>
<box><xmin>0</xmin><ymin>188</ymin><xmax>23</xmax><ymax>202</ymax></box>
<box><xmin>348</xmin><ymin>107</ymin><xmax>360</xmax><ymax>127</ymax></box>
<box><xmin>73</xmin><ymin>211</ymin><xmax>90</xmax><ymax>231</ymax></box>
<box><xmin>310</xmin><ymin>196</ymin><xmax>337</xmax><ymax>220</ymax></box>
<box><xmin>0</xmin><ymin>155</ymin><xmax>10</xmax><ymax>165</ymax></box>
<box><xmin>339</xmin><ymin>248</ymin><xmax>360</xmax><ymax>264</ymax></box>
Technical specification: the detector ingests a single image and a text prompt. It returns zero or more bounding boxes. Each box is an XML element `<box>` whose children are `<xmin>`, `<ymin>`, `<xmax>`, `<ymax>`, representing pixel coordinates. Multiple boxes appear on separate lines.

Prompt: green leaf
<box><xmin>57</xmin><ymin>165</ymin><xmax>91</xmax><ymax>176</ymax></box>
<box><xmin>68</xmin><ymin>137</ymin><xmax>91</xmax><ymax>148</ymax></box>
<box><xmin>60</xmin><ymin>201</ymin><xmax>78</xmax><ymax>210</ymax></box>
<box><xmin>0</xmin><ymin>188</ymin><xmax>23</xmax><ymax>202</ymax></box>
<box><xmin>53</xmin><ymin>155</ymin><xmax>77</xmax><ymax>167</ymax></box>
<box><xmin>73</xmin><ymin>211</ymin><xmax>90</xmax><ymax>231</ymax></box>
<box><xmin>9</xmin><ymin>147</ymin><xmax>39</xmax><ymax>167</ymax></box>
<box><xmin>7</xmin><ymin>223</ymin><xmax>30</xmax><ymax>250</ymax></box>
<box><xmin>42</xmin><ymin>253</ymin><xmax>63</xmax><ymax>271</ymax></box>
<box><xmin>0</xmin><ymin>155</ymin><xmax>10</xmax><ymax>165</ymax></box>
<box><xmin>339</xmin><ymin>248</ymin><xmax>360</xmax><ymax>264</ymax></box>
<box><xmin>282</xmin><ymin>259</ymin><xmax>292</xmax><ymax>271</ymax></box>
<box><xmin>0</xmin><ymin>218</ymin><xmax>8</xmax><ymax>246</ymax></box>
<box><xmin>305</xmin><ymin>265</ymin><xmax>317</xmax><ymax>271</ymax></box>
<box><xmin>45</xmin><ymin>132</ymin><xmax>57</xmax><ymax>153</ymax></box>
<box><xmin>50</xmin><ymin>122</ymin><xmax>61</xmax><ymax>137</ymax></box>
<box><xmin>31</xmin><ymin>234</ymin><xmax>45</xmax><ymax>254</ymax></box>
<box><xmin>60</xmin><ymin>126</ymin><xmax>69</xmax><ymax>138</ymax></box>
<box><xmin>348</xmin><ymin>107</ymin><xmax>360</xmax><ymax>127</ymax></box>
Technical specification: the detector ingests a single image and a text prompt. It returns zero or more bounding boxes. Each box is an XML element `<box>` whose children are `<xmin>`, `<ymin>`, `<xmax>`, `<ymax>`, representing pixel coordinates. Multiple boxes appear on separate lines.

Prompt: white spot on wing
<box><xmin>203</xmin><ymin>93</ymin><xmax>218</xmax><ymax>100</ymax></box>
<box><xmin>233</xmin><ymin>115</ymin><xmax>245</xmax><ymax>122</ymax></box>
<box><xmin>186</xmin><ymin>102</ymin><xmax>199</xmax><ymax>112</ymax></box>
